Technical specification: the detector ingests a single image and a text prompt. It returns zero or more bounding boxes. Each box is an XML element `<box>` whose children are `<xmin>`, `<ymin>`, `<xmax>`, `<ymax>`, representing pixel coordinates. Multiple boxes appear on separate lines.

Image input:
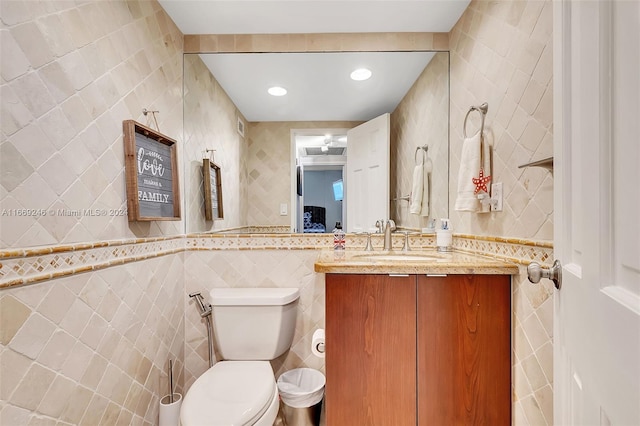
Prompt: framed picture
<box><xmin>203</xmin><ymin>158</ymin><xmax>223</xmax><ymax>220</ymax></box>
<box><xmin>123</xmin><ymin>120</ymin><xmax>181</xmax><ymax>221</ymax></box>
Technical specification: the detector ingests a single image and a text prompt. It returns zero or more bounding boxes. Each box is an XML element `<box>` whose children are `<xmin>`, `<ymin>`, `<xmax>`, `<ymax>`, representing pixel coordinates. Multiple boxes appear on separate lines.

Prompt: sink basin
<box><xmin>353</xmin><ymin>253</ymin><xmax>441</xmax><ymax>262</ymax></box>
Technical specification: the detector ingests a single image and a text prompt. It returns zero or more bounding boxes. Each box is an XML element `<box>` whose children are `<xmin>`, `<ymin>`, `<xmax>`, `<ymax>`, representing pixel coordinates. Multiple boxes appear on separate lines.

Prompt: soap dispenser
<box><xmin>436</xmin><ymin>218</ymin><xmax>452</xmax><ymax>252</ymax></box>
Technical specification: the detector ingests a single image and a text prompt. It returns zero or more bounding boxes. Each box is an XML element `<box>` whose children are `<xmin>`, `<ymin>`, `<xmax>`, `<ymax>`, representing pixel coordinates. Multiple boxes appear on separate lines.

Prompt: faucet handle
<box><xmin>356</xmin><ymin>232</ymin><xmax>375</xmax><ymax>251</ymax></box>
<box><xmin>401</xmin><ymin>231</ymin><xmax>411</xmax><ymax>252</ymax></box>
<box><xmin>364</xmin><ymin>233</ymin><xmax>374</xmax><ymax>251</ymax></box>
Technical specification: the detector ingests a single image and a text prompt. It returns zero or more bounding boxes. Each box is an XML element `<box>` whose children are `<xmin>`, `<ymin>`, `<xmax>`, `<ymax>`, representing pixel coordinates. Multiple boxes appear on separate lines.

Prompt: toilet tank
<box><xmin>209</xmin><ymin>287</ymin><xmax>300</xmax><ymax>360</ymax></box>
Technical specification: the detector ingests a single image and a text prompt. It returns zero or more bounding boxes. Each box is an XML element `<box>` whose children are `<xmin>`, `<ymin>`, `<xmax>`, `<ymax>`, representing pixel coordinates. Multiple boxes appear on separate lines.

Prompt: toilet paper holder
<box><xmin>312</xmin><ymin>329</ymin><xmax>325</xmax><ymax>358</ymax></box>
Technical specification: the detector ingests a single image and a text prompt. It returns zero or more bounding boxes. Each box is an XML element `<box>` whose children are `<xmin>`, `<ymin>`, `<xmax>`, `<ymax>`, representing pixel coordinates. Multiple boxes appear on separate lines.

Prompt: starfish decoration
<box><xmin>472</xmin><ymin>168</ymin><xmax>492</xmax><ymax>194</ymax></box>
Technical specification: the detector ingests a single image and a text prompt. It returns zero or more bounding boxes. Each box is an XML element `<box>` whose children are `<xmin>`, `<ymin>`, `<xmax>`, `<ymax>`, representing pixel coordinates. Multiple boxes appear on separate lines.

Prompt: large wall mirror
<box><xmin>183</xmin><ymin>51</ymin><xmax>449</xmax><ymax>234</ymax></box>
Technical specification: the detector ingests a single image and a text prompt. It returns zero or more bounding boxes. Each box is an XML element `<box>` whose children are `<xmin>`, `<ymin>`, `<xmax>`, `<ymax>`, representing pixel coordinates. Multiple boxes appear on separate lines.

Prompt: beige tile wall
<box><xmin>391</xmin><ymin>51</ymin><xmax>450</xmax><ymax>230</ymax></box>
<box><xmin>0</xmin><ymin>1</ymin><xmax>186</xmax><ymax>424</ymax></box>
<box><xmin>449</xmin><ymin>0</ymin><xmax>553</xmax><ymax>240</ymax></box>
<box><xmin>246</xmin><ymin>121</ymin><xmax>361</xmax><ymax>227</ymax></box>
<box><xmin>0</xmin><ymin>0</ymin><xmax>185</xmax><ymax>249</ymax></box>
<box><xmin>0</xmin><ymin>253</ymin><xmax>185</xmax><ymax>425</ymax></box>
<box><xmin>183</xmin><ymin>54</ymin><xmax>248</xmax><ymax>233</ymax></box>
<box><xmin>448</xmin><ymin>1</ymin><xmax>554</xmax><ymax>424</ymax></box>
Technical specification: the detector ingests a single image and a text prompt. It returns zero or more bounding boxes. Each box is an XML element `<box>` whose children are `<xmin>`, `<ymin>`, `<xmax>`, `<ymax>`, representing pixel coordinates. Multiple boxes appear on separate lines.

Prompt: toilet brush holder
<box><xmin>159</xmin><ymin>392</ymin><xmax>182</xmax><ymax>426</ymax></box>
<box><xmin>160</xmin><ymin>359</ymin><xmax>181</xmax><ymax>426</ymax></box>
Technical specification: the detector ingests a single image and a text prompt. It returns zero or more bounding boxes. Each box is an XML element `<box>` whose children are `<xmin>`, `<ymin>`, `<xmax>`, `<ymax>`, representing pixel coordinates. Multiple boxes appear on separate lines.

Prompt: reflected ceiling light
<box><xmin>321</xmin><ymin>145</ymin><xmax>329</xmax><ymax>152</ymax></box>
<box><xmin>350</xmin><ymin>68</ymin><xmax>372</xmax><ymax>81</ymax></box>
<box><xmin>268</xmin><ymin>86</ymin><xmax>287</xmax><ymax>96</ymax></box>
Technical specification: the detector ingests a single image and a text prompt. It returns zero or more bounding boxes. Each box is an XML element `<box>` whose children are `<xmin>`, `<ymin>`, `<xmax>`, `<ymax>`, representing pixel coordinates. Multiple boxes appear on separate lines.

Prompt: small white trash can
<box><xmin>277</xmin><ymin>368</ymin><xmax>325</xmax><ymax>426</ymax></box>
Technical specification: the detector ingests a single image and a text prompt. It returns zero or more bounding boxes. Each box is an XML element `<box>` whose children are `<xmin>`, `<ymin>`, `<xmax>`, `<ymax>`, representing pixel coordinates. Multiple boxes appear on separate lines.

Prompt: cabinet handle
<box><xmin>388</xmin><ymin>274</ymin><xmax>409</xmax><ymax>277</ymax></box>
<box><xmin>425</xmin><ymin>274</ymin><xmax>447</xmax><ymax>277</ymax></box>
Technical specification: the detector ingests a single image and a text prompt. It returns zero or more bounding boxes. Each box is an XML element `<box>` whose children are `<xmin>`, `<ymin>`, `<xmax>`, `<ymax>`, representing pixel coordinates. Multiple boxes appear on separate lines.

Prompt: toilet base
<box><xmin>253</xmin><ymin>387</ymin><xmax>279</xmax><ymax>426</ymax></box>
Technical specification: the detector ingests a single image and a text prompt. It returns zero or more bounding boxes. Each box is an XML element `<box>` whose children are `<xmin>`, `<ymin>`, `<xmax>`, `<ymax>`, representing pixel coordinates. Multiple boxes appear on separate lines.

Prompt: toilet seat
<box><xmin>181</xmin><ymin>361</ymin><xmax>277</xmax><ymax>426</ymax></box>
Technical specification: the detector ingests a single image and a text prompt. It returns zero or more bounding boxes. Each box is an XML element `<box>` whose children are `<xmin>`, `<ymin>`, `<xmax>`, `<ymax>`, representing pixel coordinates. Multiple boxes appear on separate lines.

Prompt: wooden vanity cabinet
<box><xmin>325</xmin><ymin>273</ymin><xmax>511</xmax><ymax>426</ymax></box>
<box><xmin>325</xmin><ymin>274</ymin><xmax>417</xmax><ymax>425</ymax></box>
<box><xmin>417</xmin><ymin>274</ymin><xmax>511</xmax><ymax>425</ymax></box>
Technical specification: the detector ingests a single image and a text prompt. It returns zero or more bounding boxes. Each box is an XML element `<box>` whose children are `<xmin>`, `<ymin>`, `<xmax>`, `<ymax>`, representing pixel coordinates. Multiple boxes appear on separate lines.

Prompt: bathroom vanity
<box><xmin>315</xmin><ymin>250</ymin><xmax>518</xmax><ymax>425</ymax></box>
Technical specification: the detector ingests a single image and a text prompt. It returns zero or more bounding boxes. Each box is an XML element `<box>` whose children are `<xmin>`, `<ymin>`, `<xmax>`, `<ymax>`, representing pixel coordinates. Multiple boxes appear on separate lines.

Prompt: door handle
<box><xmin>527</xmin><ymin>260</ymin><xmax>562</xmax><ymax>290</ymax></box>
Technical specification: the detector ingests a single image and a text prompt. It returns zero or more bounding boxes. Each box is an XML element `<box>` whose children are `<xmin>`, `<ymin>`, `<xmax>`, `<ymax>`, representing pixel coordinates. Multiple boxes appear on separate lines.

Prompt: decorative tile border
<box><xmin>0</xmin><ymin>233</ymin><xmax>552</xmax><ymax>289</ymax></box>
<box><xmin>209</xmin><ymin>226</ymin><xmax>291</xmax><ymax>234</ymax></box>
<box><xmin>186</xmin><ymin>232</ymin><xmax>334</xmax><ymax>250</ymax></box>
<box><xmin>453</xmin><ymin>234</ymin><xmax>554</xmax><ymax>267</ymax></box>
<box><xmin>0</xmin><ymin>237</ymin><xmax>184</xmax><ymax>289</ymax></box>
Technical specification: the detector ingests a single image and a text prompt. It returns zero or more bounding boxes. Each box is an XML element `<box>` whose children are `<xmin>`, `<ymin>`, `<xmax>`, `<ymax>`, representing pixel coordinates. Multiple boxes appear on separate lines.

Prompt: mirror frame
<box><xmin>182</xmin><ymin>33</ymin><xmax>450</xmax><ymax>235</ymax></box>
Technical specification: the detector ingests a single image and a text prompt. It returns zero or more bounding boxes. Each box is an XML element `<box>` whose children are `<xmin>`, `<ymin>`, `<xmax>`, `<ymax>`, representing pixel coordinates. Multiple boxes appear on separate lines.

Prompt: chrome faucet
<box><xmin>383</xmin><ymin>219</ymin><xmax>396</xmax><ymax>251</ymax></box>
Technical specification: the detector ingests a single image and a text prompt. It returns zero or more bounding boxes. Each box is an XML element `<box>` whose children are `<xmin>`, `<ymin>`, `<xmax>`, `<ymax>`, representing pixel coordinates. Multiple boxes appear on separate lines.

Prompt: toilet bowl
<box><xmin>181</xmin><ymin>287</ymin><xmax>300</xmax><ymax>426</ymax></box>
<box><xmin>180</xmin><ymin>361</ymin><xmax>279</xmax><ymax>426</ymax></box>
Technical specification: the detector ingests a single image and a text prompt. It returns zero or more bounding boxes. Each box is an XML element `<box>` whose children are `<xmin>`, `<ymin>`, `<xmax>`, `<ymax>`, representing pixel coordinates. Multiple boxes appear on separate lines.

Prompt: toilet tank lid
<box><xmin>210</xmin><ymin>288</ymin><xmax>300</xmax><ymax>306</ymax></box>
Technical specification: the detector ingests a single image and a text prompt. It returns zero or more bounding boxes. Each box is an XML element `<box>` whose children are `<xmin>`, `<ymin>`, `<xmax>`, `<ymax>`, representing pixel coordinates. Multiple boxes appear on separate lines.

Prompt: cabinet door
<box><xmin>326</xmin><ymin>274</ymin><xmax>417</xmax><ymax>426</ymax></box>
<box><xmin>418</xmin><ymin>275</ymin><xmax>511</xmax><ymax>425</ymax></box>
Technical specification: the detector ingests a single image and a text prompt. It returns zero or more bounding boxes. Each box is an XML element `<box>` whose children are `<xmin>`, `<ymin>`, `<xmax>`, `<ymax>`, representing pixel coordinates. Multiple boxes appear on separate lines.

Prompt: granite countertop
<box><xmin>314</xmin><ymin>249</ymin><xmax>519</xmax><ymax>275</ymax></box>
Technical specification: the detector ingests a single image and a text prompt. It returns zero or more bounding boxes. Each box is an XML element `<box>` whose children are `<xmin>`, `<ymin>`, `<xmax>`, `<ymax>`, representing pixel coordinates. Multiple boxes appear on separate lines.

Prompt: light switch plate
<box><xmin>491</xmin><ymin>183</ymin><xmax>503</xmax><ymax>212</ymax></box>
<box><xmin>279</xmin><ymin>203</ymin><xmax>288</xmax><ymax>216</ymax></box>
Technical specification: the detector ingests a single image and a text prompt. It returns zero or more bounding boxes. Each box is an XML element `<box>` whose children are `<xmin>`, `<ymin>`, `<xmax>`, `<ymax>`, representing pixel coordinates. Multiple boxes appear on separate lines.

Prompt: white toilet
<box><xmin>180</xmin><ymin>287</ymin><xmax>300</xmax><ymax>426</ymax></box>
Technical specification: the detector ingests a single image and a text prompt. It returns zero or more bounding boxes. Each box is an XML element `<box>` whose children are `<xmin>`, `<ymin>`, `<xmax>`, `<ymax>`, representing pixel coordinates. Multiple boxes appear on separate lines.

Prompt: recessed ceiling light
<box><xmin>268</xmin><ymin>86</ymin><xmax>287</xmax><ymax>96</ymax></box>
<box><xmin>350</xmin><ymin>68</ymin><xmax>372</xmax><ymax>81</ymax></box>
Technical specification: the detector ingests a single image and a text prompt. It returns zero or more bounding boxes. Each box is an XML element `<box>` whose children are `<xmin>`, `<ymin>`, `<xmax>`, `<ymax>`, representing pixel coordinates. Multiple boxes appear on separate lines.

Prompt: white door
<box><xmin>346</xmin><ymin>113</ymin><xmax>390</xmax><ymax>232</ymax></box>
<box><xmin>553</xmin><ymin>0</ymin><xmax>640</xmax><ymax>424</ymax></box>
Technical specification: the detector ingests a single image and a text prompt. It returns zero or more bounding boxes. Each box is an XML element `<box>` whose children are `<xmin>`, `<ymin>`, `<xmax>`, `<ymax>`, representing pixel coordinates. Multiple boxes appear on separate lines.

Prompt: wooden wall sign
<box><xmin>123</xmin><ymin>120</ymin><xmax>181</xmax><ymax>221</ymax></box>
<box><xmin>203</xmin><ymin>158</ymin><xmax>223</xmax><ymax>220</ymax></box>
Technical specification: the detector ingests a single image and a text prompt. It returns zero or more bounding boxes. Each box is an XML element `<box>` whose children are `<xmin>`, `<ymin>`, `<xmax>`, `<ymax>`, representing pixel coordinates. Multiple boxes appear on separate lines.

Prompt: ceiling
<box><xmin>159</xmin><ymin>0</ymin><xmax>470</xmax><ymax>122</ymax></box>
<box><xmin>199</xmin><ymin>51</ymin><xmax>436</xmax><ymax>122</ymax></box>
<box><xmin>158</xmin><ymin>1</ymin><xmax>470</xmax><ymax>35</ymax></box>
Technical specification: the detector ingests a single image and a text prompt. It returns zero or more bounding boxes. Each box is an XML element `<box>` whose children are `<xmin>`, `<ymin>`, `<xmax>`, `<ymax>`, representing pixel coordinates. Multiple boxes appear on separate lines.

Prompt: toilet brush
<box><xmin>169</xmin><ymin>359</ymin><xmax>174</xmax><ymax>403</ymax></box>
<box><xmin>159</xmin><ymin>359</ymin><xmax>182</xmax><ymax>426</ymax></box>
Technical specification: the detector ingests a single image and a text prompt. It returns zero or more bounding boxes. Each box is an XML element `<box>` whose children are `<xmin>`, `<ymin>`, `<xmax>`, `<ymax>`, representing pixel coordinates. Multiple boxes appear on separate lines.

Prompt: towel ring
<box><xmin>414</xmin><ymin>145</ymin><xmax>428</xmax><ymax>165</ymax></box>
<box><xmin>463</xmin><ymin>102</ymin><xmax>488</xmax><ymax>138</ymax></box>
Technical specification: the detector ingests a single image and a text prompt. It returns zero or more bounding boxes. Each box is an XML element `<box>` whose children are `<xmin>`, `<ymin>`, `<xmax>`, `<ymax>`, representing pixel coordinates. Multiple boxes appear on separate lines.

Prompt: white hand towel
<box><xmin>409</xmin><ymin>165</ymin><xmax>424</xmax><ymax>214</ymax></box>
<box><xmin>410</xmin><ymin>158</ymin><xmax>433</xmax><ymax>216</ymax></box>
<box><xmin>455</xmin><ymin>132</ymin><xmax>490</xmax><ymax>212</ymax></box>
<box><xmin>420</xmin><ymin>158</ymin><xmax>432</xmax><ymax>217</ymax></box>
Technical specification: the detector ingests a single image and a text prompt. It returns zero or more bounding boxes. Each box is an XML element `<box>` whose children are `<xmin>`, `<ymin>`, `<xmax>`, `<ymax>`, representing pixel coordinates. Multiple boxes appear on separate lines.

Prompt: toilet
<box><xmin>181</xmin><ymin>287</ymin><xmax>300</xmax><ymax>426</ymax></box>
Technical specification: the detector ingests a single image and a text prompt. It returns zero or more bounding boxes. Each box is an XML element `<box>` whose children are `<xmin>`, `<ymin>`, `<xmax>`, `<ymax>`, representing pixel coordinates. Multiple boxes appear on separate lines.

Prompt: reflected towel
<box><xmin>410</xmin><ymin>159</ymin><xmax>432</xmax><ymax>216</ymax></box>
<box><xmin>455</xmin><ymin>132</ymin><xmax>490</xmax><ymax>212</ymax></box>
<box><xmin>409</xmin><ymin>165</ymin><xmax>424</xmax><ymax>214</ymax></box>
